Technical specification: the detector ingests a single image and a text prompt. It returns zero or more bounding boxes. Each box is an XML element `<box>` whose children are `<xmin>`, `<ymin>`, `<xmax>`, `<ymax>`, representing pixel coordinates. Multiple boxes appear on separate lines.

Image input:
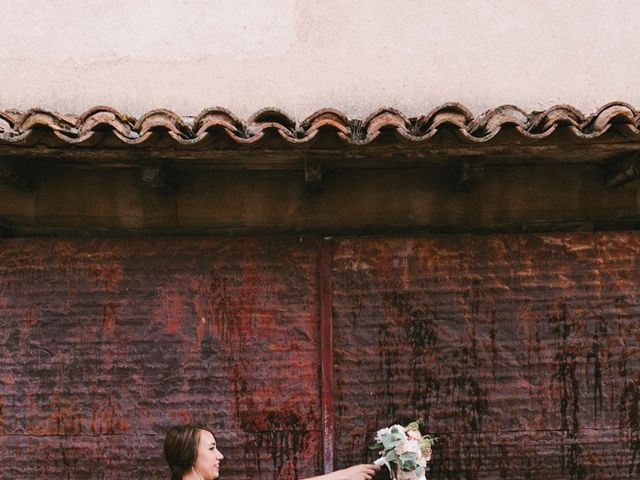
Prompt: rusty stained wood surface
<box><xmin>332</xmin><ymin>234</ymin><xmax>640</xmax><ymax>479</ymax></box>
<box><xmin>0</xmin><ymin>237</ymin><xmax>323</xmax><ymax>479</ymax></box>
<box><xmin>0</xmin><ymin>233</ymin><xmax>639</xmax><ymax>479</ymax></box>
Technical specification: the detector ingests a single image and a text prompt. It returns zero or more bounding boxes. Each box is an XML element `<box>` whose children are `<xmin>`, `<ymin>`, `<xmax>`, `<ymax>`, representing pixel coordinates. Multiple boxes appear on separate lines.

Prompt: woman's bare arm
<box><xmin>304</xmin><ymin>464</ymin><xmax>379</xmax><ymax>480</ymax></box>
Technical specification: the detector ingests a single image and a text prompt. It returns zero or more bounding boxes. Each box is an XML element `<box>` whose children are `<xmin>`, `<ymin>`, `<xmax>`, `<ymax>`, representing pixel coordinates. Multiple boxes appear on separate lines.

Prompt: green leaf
<box><xmin>379</xmin><ymin>433</ymin><xmax>398</xmax><ymax>451</ymax></box>
<box><xmin>420</xmin><ymin>435</ymin><xmax>437</xmax><ymax>450</ymax></box>
<box><xmin>386</xmin><ymin>449</ymin><xmax>398</xmax><ymax>462</ymax></box>
<box><xmin>399</xmin><ymin>451</ymin><xmax>418</xmax><ymax>471</ymax></box>
<box><xmin>405</xmin><ymin>419</ymin><xmax>423</xmax><ymax>431</ymax></box>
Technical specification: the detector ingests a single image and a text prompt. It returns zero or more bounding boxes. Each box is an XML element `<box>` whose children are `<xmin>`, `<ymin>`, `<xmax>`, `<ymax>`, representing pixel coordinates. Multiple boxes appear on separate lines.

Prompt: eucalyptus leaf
<box><xmin>399</xmin><ymin>451</ymin><xmax>418</xmax><ymax>471</ymax></box>
<box><xmin>380</xmin><ymin>433</ymin><xmax>397</xmax><ymax>451</ymax></box>
<box><xmin>386</xmin><ymin>449</ymin><xmax>398</xmax><ymax>462</ymax></box>
<box><xmin>400</xmin><ymin>459</ymin><xmax>417</xmax><ymax>471</ymax></box>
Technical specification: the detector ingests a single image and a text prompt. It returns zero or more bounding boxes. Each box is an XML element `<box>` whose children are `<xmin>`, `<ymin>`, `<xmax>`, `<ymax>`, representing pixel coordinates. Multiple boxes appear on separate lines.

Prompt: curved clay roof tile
<box><xmin>1</xmin><ymin>102</ymin><xmax>639</xmax><ymax>147</ymax></box>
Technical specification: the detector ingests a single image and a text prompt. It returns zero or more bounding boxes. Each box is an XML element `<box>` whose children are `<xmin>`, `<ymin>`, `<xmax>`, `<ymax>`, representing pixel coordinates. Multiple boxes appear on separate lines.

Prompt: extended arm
<box><xmin>304</xmin><ymin>464</ymin><xmax>379</xmax><ymax>480</ymax></box>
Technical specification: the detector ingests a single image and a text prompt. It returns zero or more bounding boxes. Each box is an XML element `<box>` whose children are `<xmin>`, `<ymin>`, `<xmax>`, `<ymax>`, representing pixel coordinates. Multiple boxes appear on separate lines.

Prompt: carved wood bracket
<box><xmin>139</xmin><ymin>161</ymin><xmax>177</xmax><ymax>195</ymax></box>
<box><xmin>606</xmin><ymin>152</ymin><xmax>640</xmax><ymax>188</ymax></box>
<box><xmin>305</xmin><ymin>158</ymin><xmax>323</xmax><ymax>193</ymax></box>
<box><xmin>452</xmin><ymin>157</ymin><xmax>484</xmax><ymax>192</ymax></box>
<box><xmin>0</xmin><ymin>158</ymin><xmax>34</xmax><ymax>192</ymax></box>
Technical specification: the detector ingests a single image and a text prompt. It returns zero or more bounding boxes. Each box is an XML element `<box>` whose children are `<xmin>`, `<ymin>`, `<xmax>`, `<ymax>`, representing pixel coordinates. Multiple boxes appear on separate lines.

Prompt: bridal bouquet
<box><xmin>369</xmin><ymin>420</ymin><xmax>436</xmax><ymax>480</ymax></box>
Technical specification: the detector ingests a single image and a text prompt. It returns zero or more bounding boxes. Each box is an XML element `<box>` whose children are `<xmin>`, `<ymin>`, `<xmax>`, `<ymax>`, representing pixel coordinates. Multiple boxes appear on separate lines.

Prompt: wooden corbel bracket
<box><xmin>452</xmin><ymin>157</ymin><xmax>483</xmax><ymax>192</ymax></box>
<box><xmin>606</xmin><ymin>152</ymin><xmax>640</xmax><ymax>188</ymax></box>
<box><xmin>305</xmin><ymin>158</ymin><xmax>323</xmax><ymax>193</ymax></box>
<box><xmin>0</xmin><ymin>158</ymin><xmax>34</xmax><ymax>192</ymax></box>
<box><xmin>139</xmin><ymin>161</ymin><xmax>177</xmax><ymax>195</ymax></box>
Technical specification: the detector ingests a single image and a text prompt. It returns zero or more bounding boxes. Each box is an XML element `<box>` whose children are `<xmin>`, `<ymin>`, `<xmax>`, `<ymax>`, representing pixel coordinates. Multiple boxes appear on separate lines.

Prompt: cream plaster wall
<box><xmin>0</xmin><ymin>0</ymin><xmax>638</xmax><ymax>119</ymax></box>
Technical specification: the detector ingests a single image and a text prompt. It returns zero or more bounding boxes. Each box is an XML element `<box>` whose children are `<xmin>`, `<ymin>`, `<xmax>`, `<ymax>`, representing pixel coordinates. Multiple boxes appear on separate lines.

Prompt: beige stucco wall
<box><xmin>0</xmin><ymin>0</ymin><xmax>638</xmax><ymax>118</ymax></box>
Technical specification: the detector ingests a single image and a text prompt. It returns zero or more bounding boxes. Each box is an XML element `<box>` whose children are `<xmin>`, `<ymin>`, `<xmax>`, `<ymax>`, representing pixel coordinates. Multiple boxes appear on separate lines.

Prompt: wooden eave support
<box><xmin>0</xmin><ymin>158</ymin><xmax>33</xmax><ymax>192</ymax></box>
<box><xmin>305</xmin><ymin>158</ymin><xmax>323</xmax><ymax>193</ymax></box>
<box><xmin>452</xmin><ymin>157</ymin><xmax>483</xmax><ymax>192</ymax></box>
<box><xmin>140</xmin><ymin>161</ymin><xmax>177</xmax><ymax>195</ymax></box>
<box><xmin>606</xmin><ymin>152</ymin><xmax>640</xmax><ymax>188</ymax></box>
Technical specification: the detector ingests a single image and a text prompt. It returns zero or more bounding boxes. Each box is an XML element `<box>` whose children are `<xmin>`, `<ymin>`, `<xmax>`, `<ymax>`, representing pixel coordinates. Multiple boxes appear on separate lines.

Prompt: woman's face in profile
<box><xmin>194</xmin><ymin>430</ymin><xmax>224</xmax><ymax>480</ymax></box>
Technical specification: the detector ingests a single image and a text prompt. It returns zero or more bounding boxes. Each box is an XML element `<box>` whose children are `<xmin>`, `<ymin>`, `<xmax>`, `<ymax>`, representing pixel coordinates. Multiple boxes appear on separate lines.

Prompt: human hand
<box><xmin>330</xmin><ymin>463</ymin><xmax>379</xmax><ymax>480</ymax></box>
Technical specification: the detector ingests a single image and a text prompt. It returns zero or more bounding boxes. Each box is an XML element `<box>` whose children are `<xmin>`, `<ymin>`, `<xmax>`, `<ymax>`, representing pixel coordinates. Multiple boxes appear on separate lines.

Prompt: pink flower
<box><xmin>421</xmin><ymin>448</ymin><xmax>432</xmax><ymax>462</ymax></box>
<box><xmin>396</xmin><ymin>439</ymin><xmax>421</xmax><ymax>456</ymax></box>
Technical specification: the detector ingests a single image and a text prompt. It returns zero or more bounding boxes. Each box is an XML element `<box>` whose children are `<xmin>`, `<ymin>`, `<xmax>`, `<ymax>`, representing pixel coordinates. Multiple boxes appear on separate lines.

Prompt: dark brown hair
<box><xmin>164</xmin><ymin>424</ymin><xmax>214</xmax><ymax>480</ymax></box>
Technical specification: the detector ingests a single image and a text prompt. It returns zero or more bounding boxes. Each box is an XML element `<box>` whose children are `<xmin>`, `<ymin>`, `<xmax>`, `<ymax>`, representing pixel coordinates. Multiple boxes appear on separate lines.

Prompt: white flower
<box><xmin>375</xmin><ymin>427</ymin><xmax>391</xmax><ymax>442</ymax></box>
<box><xmin>390</xmin><ymin>424</ymin><xmax>406</xmax><ymax>434</ymax></box>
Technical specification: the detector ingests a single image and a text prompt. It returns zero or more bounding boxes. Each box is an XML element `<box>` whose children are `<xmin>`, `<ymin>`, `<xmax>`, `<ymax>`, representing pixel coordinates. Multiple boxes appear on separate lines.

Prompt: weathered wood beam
<box><xmin>139</xmin><ymin>161</ymin><xmax>177</xmax><ymax>194</ymax></box>
<box><xmin>2</xmin><ymin>140</ymin><xmax>640</xmax><ymax>169</ymax></box>
<box><xmin>452</xmin><ymin>157</ymin><xmax>483</xmax><ymax>191</ymax></box>
<box><xmin>0</xmin><ymin>158</ymin><xmax>34</xmax><ymax>192</ymax></box>
<box><xmin>305</xmin><ymin>158</ymin><xmax>323</xmax><ymax>193</ymax></box>
<box><xmin>606</xmin><ymin>152</ymin><xmax>640</xmax><ymax>188</ymax></box>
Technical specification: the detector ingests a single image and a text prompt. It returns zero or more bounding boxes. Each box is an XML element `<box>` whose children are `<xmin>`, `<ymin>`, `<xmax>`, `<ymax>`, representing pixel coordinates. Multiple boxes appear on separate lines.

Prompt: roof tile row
<box><xmin>1</xmin><ymin>102</ymin><xmax>639</xmax><ymax>148</ymax></box>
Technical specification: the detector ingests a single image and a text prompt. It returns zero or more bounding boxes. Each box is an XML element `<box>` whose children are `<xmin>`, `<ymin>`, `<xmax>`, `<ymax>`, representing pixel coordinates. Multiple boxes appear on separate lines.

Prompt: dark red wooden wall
<box><xmin>1</xmin><ymin>233</ymin><xmax>639</xmax><ymax>479</ymax></box>
<box><xmin>332</xmin><ymin>235</ymin><xmax>640</xmax><ymax>479</ymax></box>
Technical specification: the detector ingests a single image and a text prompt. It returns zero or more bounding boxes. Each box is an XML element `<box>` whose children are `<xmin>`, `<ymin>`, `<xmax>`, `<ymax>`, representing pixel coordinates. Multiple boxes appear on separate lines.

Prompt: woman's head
<box><xmin>164</xmin><ymin>424</ymin><xmax>224</xmax><ymax>480</ymax></box>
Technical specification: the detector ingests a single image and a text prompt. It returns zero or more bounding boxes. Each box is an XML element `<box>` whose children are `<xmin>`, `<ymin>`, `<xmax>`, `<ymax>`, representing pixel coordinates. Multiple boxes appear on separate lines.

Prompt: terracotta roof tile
<box><xmin>1</xmin><ymin>102</ymin><xmax>640</xmax><ymax>148</ymax></box>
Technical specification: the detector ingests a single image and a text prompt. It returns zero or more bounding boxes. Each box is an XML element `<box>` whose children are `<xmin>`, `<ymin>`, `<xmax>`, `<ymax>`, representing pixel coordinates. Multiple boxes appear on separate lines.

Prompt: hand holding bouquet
<box><xmin>369</xmin><ymin>420</ymin><xmax>436</xmax><ymax>480</ymax></box>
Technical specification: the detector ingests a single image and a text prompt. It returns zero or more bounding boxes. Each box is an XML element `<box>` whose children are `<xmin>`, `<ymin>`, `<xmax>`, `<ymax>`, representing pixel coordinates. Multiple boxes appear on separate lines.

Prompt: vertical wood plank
<box><xmin>320</xmin><ymin>238</ymin><xmax>335</xmax><ymax>473</ymax></box>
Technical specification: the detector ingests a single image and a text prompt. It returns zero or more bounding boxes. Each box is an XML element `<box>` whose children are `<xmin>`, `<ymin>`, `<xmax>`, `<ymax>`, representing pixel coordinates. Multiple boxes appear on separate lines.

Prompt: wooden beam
<box><xmin>606</xmin><ymin>152</ymin><xmax>640</xmax><ymax>188</ymax></box>
<box><xmin>452</xmin><ymin>157</ymin><xmax>483</xmax><ymax>191</ymax></box>
<box><xmin>319</xmin><ymin>239</ymin><xmax>335</xmax><ymax>474</ymax></box>
<box><xmin>305</xmin><ymin>158</ymin><xmax>323</xmax><ymax>193</ymax></box>
<box><xmin>0</xmin><ymin>159</ymin><xmax>33</xmax><ymax>192</ymax></box>
<box><xmin>2</xmin><ymin>140</ymin><xmax>640</xmax><ymax>170</ymax></box>
<box><xmin>139</xmin><ymin>161</ymin><xmax>177</xmax><ymax>194</ymax></box>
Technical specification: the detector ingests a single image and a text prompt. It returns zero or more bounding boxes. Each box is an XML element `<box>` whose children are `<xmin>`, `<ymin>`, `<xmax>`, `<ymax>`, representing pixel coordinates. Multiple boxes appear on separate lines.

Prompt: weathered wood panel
<box><xmin>332</xmin><ymin>233</ymin><xmax>640</xmax><ymax>479</ymax></box>
<box><xmin>1</xmin><ymin>233</ymin><xmax>639</xmax><ymax>479</ymax></box>
<box><xmin>0</xmin><ymin>237</ymin><xmax>322</xmax><ymax>479</ymax></box>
